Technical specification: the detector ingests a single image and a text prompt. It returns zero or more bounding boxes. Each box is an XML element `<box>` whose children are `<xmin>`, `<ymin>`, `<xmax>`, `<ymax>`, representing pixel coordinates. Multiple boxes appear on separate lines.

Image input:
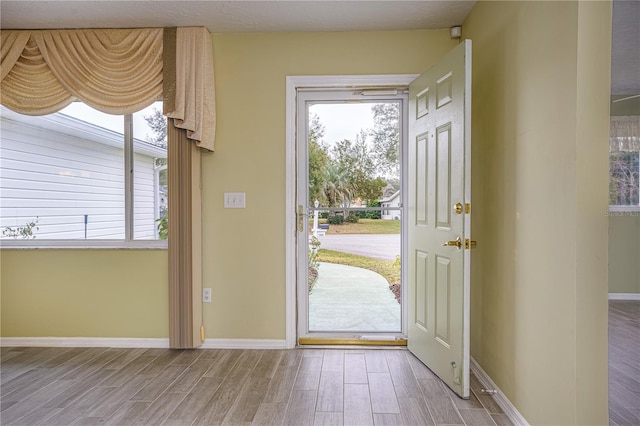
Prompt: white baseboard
<box><xmin>608</xmin><ymin>293</ymin><xmax>640</xmax><ymax>300</ymax></box>
<box><xmin>200</xmin><ymin>339</ymin><xmax>287</xmax><ymax>349</ymax></box>
<box><xmin>470</xmin><ymin>358</ymin><xmax>529</xmax><ymax>426</ymax></box>
<box><xmin>0</xmin><ymin>337</ymin><xmax>170</xmax><ymax>348</ymax></box>
<box><xmin>0</xmin><ymin>337</ymin><xmax>288</xmax><ymax>350</ymax></box>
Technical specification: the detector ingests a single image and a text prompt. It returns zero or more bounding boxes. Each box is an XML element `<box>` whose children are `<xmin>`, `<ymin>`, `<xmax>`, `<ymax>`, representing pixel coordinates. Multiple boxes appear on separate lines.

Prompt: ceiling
<box><xmin>0</xmin><ymin>1</ymin><xmax>475</xmax><ymax>33</ymax></box>
<box><xmin>611</xmin><ymin>0</ymin><xmax>640</xmax><ymax>95</ymax></box>
<box><xmin>0</xmin><ymin>1</ymin><xmax>637</xmax><ymax>95</ymax></box>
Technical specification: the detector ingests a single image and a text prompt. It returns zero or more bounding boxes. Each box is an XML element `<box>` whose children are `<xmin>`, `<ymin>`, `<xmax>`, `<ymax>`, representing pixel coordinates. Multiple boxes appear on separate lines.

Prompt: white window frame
<box><xmin>1</xmin><ymin>111</ymin><xmax>168</xmax><ymax>250</ymax></box>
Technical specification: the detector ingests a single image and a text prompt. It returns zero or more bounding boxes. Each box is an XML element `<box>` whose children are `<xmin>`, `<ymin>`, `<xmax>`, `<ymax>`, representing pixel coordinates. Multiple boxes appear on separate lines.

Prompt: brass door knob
<box><xmin>442</xmin><ymin>237</ymin><xmax>462</xmax><ymax>250</ymax></box>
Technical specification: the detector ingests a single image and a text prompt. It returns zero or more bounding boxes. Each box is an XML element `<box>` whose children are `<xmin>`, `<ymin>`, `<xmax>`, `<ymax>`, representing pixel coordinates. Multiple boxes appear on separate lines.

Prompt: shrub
<box><xmin>3</xmin><ymin>217</ymin><xmax>39</xmax><ymax>239</ymax></box>
<box><xmin>345</xmin><ymin>213</ymin><xmax>359</xmax><ymax>223</ymax></box>
<box><xmin>327</xmin><ymin>214</ymin><xmax>344</xmax><ymax>225</ymax></box>
<box><xmin>319</xmin><ymin>211</ymin><xmax>329</xmax><ymax>219</ymax></box>
<box><xmin>156</xmin><ymin>214</ymin><xmax>168</xmax><ymax>240</ymax></box>
<box><xmin>366</xmin><ymin>200</ymin><xmax>382</xmax><ymax>219</ymax></box>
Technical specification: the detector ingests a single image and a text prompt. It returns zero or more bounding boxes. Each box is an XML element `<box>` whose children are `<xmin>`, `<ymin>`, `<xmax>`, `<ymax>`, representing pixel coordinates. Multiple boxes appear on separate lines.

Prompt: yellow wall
<box><xmin>463</xmin><ymin>1</ymin><xmax>610</xmax><ymax>424</ymax></box>
<box><xmin>0</xmin><ymin>30</ymin><xmax>456</xmax><ymax>340</ymax></box>
<box><xmin>202</xmin><ymin>30</ymin><xmax>456</xmax><ymax>339</ymax></box>
<box><xmin>1</xmin><ymin>250</ymin><xmax>168</xmax><ymax>337</ymax></box>
<box><xmin>609</xmin><ymin>215</ymin><xmax>640</xmax><ymax>293</ymax></box>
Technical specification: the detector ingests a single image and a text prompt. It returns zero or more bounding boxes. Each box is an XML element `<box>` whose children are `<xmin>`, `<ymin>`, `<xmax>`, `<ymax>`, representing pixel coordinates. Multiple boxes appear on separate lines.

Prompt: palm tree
<box><xmin>322</xmin><ymin>163</ymin><xmax>352</xmax><ymax>215</ymax></box>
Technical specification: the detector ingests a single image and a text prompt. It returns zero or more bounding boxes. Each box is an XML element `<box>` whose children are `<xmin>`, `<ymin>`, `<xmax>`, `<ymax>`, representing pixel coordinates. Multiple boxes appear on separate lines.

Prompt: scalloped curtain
<box><xmin>0</xmin><ymin>27</ymin><xmax>215</xmax><ymax>151</ymax></box>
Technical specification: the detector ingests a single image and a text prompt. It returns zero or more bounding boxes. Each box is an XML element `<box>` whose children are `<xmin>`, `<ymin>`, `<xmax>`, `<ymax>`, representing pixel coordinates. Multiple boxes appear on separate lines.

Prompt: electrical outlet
<box><xmin>224</xmin><ymin>192</ymin><xmax>246</xmax><ymax>208</ymax></box>
<box><xmin>203</xmin><ymin>288</ymin><xmax>212</xmax><ymax>303</ymax></box>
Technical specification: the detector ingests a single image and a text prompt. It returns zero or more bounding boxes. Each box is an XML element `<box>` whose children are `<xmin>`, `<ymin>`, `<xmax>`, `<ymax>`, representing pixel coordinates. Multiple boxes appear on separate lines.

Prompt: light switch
<box><xmin>224</xmin><ymin>192</ymin><xmax>246</xmax><ymax>208</ymax></box>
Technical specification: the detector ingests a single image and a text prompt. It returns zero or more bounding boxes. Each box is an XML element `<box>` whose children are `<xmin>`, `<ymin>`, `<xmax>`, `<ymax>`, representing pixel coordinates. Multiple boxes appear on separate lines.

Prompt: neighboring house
<box><xmin>380</xmin><ymin>189</ymin><xmax>400</xmax><ymax>220</ymax></box>
<box><xmin>0</xmin><ymin>107</ymin><xmax>167</xmax><ymax>240</ymax></box>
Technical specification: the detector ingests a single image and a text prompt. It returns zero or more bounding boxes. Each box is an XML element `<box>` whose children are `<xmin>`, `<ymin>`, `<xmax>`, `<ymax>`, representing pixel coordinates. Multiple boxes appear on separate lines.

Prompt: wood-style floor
<box><xmin>609</xmin><ymin>300</ymin><xmax>640</xmax><ymax>426</ymax></box>
<box><xmin>1</xmin><ymin>347</ymin><xmax>511</xmax><ymax>425</ymax></box>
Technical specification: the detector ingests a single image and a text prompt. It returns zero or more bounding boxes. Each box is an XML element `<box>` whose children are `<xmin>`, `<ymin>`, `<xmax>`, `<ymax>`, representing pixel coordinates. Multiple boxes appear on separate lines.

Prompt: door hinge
<box><xmin>451</xmin><ymin>361</ymin><xmax>461</xmax><ymax>385</ymax></box>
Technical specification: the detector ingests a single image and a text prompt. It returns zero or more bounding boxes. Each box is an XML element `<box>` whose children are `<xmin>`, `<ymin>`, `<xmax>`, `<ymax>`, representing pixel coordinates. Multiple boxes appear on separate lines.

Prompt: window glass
<box><xmin>609</xmin><ymin>151</ymin><xmax>640</xmax><ymax>207</ymax></box>
<box><xmin>0</xmin><ymin>102</ymin><xmax>168</xmax><ymax>241</ymax></box>
<box><xmin>133</xmin><ymin>101</ymin><xmax>167</xmax><ymax>240</ymax></box>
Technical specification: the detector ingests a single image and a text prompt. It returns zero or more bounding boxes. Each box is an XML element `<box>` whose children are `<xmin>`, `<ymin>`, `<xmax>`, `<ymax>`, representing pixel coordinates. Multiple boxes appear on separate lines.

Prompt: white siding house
<box><xmin>380</xmin><ymin>190</ymin><xmax>401</xmax><ymax>220</ymax></box>
<box><xmin>0</xmin><ymin>107</ymin><xmax>166</xmax><ymax>240</ymax></box>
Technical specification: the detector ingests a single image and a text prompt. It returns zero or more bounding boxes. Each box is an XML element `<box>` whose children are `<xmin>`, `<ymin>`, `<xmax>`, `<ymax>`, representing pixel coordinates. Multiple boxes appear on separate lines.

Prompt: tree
<box><xmin>308</xmin><ymin>113</ymin><xmax>330</xmax><ymax>205</ymax></box>
<box><xmin>331</xmin><ymin>130</ymin><xmax>386</xmax><ymax>205</ymax></box>
<box><xmin>144</xmin><ymin>108</ymin><xmax>167</xmax><ymax>149</ymax></box>
<box><xmin>610</xmin><ymin>151</ymin><xmax>640</xmax><ymax>205</ymax></box>
<box><xmin>322</xmin><ymin>162</ymin><xmax>352</xmax><ymax>209</ymax></box>
<box><xmin>370</xmin><ymin>103</ymin><xmax>400</xmax><ymax>178</ymax></box>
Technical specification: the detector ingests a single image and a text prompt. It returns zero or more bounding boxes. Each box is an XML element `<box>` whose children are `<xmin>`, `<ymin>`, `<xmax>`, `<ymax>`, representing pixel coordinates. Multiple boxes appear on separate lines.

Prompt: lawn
<box><xmin>310</xmin><ymin>218</ymin><xmax>400</xmax><ymax>235</ymax></box>
<box><xmin>317</xmin><ymin>249</ymin><xmax>400</xmax><ymax>287</ymax></box>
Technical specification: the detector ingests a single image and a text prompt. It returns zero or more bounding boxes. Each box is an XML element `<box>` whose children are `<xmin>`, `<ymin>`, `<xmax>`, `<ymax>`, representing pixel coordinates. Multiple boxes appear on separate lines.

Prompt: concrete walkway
<box><xmin>308</xmin><ymin>262</ymin><xmax>401</xmax><ymax>332</ymax></box>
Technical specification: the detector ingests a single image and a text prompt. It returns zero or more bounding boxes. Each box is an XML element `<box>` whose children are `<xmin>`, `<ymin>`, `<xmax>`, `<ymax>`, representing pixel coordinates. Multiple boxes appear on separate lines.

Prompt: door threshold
<box><xmin>298</xmin><ymin>337</ymin><xmax>407</xmax><ymax>346</ymax></box>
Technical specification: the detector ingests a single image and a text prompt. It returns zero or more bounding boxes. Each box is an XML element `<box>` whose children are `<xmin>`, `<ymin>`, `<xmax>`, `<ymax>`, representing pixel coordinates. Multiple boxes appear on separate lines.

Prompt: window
<box><xmin>609</xmin><ymin>115</ymin><xmax>640</xmax><ymax>211</ymax></box>
<box><xmin>0</xmin><ymin>101</ymin><xmax>167</xmax><ymax>246</ymax></box>
<box><xmin>610</xmin><ymin>151</ymin><xmax>639</xmax><ymax>206</ymax></box>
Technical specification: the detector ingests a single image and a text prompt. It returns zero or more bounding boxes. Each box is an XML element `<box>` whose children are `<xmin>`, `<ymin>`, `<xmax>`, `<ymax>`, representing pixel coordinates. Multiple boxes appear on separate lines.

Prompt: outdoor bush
<box><xmin>327</xmin><ymin>215</ymin><xmax>344</xmax><ymax>225</ymax></box>
<box><xmin>308</xmin><ymin>236</ymin><xmax>321</xmax><ymax>292</ymax></box>
<box><xmin>3</xmin><ymin>217</ymin><xmax>39</xmax><ymax>239</ymax></box>
<box><xmin>319</xmin><ymin>211</ymin><xmax>329</xmax><ymax>219</ymax></box>
<box><xmin>346</xmin><ymin>213</ymin><xmax>359</xmax><ymax>223</ymax></box>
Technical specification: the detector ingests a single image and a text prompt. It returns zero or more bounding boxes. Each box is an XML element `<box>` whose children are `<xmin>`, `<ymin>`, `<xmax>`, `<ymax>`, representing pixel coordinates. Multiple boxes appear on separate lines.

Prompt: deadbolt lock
<box><xmin>453</xmin><ymin>203</ymin><xmax>471</xmax><ymax>215</ymax></box>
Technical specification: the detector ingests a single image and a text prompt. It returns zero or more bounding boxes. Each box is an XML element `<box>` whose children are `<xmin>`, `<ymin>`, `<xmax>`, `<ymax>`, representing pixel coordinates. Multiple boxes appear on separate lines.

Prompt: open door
<box><xmin>407</xmin><ymin>40</ymin><xmax>472</xmax><ymax>398</ymax></box>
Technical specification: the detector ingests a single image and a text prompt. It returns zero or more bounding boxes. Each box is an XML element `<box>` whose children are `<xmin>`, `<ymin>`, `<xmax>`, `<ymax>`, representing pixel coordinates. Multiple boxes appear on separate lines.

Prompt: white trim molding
<box><xmin>284</xmin><ymin>74</ymin><xmax>418</xmax><ymax>348</ymax></box>
<box><xmin>609</xmin><ymin>293</ymin><xmax>640</xmax><ymax>300</ymax></box>
<box><xmin>470</xmin><ymin>358</ymin><xmax>529</xmax><ymax>426</ymax></box>
<box><xmin>0</xmin><ymin>337</ymin><xmax>288</xmax><ymax>350</ymax></box>
<box><xmin>0</xmin><ymin>337</ymin><xmax>170</xmax><ymax>348</ymax></box>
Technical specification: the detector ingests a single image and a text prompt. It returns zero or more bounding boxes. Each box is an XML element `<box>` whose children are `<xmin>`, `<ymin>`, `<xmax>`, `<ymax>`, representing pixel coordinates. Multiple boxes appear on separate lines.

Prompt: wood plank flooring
<box><xmin>609</xmin><ymin>300</ymin><xmax>640</xmax><ymax>426</ymax></box>
<box><xmin>1</xmin><ymin>347</ymin><xmax>509</xmax><ymax>425</ymax></box>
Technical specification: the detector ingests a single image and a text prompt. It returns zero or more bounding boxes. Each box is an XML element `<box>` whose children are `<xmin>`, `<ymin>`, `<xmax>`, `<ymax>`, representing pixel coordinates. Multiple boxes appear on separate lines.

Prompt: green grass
<box><xmin>310</xmin><ymin>218</ymin><xmax>400</xmax><ymax>235</ymax></box>
<box><xmin>317</xmin><ymin>249</ymin><xmax>400</xmax><ymax>286</ymax></box>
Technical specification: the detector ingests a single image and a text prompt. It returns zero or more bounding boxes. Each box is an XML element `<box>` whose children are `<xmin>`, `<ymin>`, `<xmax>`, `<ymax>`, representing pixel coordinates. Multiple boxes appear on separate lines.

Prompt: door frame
<box><xmin>285</xmin><ymin>74</ymin><xmax>418</xmax><ymax>348</ymax></box>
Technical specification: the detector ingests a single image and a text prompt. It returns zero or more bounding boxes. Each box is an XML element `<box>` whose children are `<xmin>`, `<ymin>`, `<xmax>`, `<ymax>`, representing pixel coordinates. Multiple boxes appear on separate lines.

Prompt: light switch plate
<box><xmin>203</xmin><ymin>288</ymin><xmax>212</xmax><ymax>303</ymax></box>
<box><xmin>224</xmin><ymin>192</ymin><xmax>246</xmax><ymax>208</ymax></box>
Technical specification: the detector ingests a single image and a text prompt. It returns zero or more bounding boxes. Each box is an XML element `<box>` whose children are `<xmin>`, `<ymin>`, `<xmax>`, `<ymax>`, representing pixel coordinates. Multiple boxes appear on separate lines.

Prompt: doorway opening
<box><xmin>296</xmin><ymin>89</ymin><xmax>408</xmax><ymax>343</ymax></box>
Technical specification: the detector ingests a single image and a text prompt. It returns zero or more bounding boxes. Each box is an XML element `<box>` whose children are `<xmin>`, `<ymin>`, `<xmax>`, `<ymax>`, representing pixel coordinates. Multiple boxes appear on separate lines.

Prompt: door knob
<box><xmin>442</xmin><ymin>237</ymin><xmax>462</xmax><ymax>250</ymax></box>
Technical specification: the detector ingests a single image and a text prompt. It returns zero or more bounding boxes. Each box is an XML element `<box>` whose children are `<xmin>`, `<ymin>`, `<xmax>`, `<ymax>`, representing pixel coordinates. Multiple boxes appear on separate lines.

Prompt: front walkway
<box><xmin>308</xmin><ymin>262</ymin><xmax>400</xmax><ymax>332</ymax></box>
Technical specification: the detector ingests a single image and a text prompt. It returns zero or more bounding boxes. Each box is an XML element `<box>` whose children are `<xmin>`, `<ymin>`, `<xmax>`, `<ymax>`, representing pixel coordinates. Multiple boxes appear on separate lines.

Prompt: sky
<box><xmin>60</xmin><ymin>101</ymin><xmax>162</xmax><ymax>141</ymax></box>
<box><xmin>59</xmin><ymin>100</ymin><xmax>385</xmax><ymax>146</ymax></box>
<box><xmin>310</xmin><ymin>103</ymin><xmax>379</xmax><ymax>146</ymax></box>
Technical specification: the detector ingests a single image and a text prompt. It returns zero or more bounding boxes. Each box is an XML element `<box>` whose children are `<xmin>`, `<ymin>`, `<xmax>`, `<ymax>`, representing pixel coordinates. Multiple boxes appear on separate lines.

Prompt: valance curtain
<box><xmin>1</xmin><ymin>27</ymin><xmax>215</xmax><ymax>150</ymax></box>
<box><xmin>610</xmin><ymin>116</ymin><xmax>640</xmax><ymax>152</ymax></box>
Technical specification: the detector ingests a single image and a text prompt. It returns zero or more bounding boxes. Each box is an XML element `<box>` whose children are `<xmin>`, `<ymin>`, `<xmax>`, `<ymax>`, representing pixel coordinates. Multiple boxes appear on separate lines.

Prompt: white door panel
<box><xmin>407</xmin><ymin>40</ymin><xmax>472</xmax><ymax>398</ymax></box>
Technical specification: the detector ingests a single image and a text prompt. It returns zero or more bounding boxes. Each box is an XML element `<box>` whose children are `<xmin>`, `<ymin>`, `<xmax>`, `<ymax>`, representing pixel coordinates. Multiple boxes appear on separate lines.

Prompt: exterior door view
<box><xmin>295</xmin><ymin>40</ymin><xmax>472</xmax><ymax>398</ymax></box>
<box><xmin>297</xmin><ymin>90</ymin><xmax>406</xmax><ymax>341</ymax></box>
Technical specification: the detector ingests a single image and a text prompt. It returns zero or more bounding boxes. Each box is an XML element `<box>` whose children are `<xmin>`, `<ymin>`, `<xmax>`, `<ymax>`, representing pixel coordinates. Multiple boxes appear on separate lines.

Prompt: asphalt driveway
<box><xmin>316</xmin><ymin>234</ymin><xmax>400</xmax><ymax>261</ymax></box>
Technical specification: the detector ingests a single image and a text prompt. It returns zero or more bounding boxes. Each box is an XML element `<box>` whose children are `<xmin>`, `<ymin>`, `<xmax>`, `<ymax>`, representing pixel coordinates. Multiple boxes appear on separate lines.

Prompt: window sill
<box><xmin>0</xmin><ymin>240</ymin><xmax>168</xmax><ymax>250</ymax></box>
<box><xmin>608</xmin><ymin>206</ymin><xmax>640</xmax><ymax>216</ymax></box>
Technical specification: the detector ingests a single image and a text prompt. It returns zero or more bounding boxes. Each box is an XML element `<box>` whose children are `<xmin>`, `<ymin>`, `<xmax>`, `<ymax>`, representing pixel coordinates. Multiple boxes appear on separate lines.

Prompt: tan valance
<box><xmin>1</xmin><ymin>27</ymin><xmax>215</xmax><ymax>150</ymax></box>
<box><xmin>610</xmin><ymin>116</ymin><xmax>640</xmax><ymax>152</ymax></box>
<box><xmin>164</xmin><ymin>27</ymin><xmax>216</xmax><ymax>151</ymax></box>
<box><xmin>1</xmin><ymin>29</ymin><xmax>163</xmax><ymax>115</ymax></box>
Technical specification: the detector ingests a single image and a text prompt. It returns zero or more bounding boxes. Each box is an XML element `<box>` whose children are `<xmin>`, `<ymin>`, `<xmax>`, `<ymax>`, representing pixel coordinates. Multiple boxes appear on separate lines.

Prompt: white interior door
<box><xmin>407</xmin><ymin>40</ymin><xmax>472</xmax><ymax>398</ymax></box>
